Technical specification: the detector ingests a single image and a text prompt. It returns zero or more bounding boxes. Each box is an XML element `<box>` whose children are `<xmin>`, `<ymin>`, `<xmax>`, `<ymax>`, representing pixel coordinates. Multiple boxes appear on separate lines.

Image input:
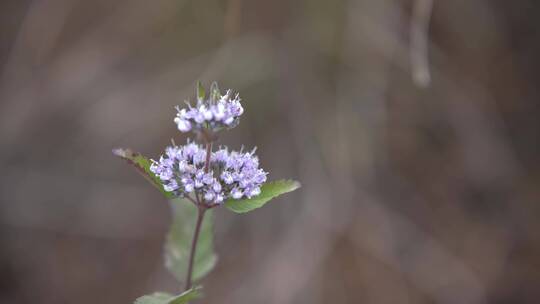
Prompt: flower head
<box><xmin>174</xmin><ymin>83</ymin><xmax>243</xmax><ymax>135</ymax></box>
<box><xmin>150</xmin><ymin>142</ymin><xmax>267</xmax><ymax>205</ymax></box>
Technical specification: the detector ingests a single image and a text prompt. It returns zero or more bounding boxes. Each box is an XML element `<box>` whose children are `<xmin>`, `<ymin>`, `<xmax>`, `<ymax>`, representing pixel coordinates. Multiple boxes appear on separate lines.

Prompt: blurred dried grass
<box><xmin>1</xmin><ymin>0</ymin><xmax>539</xmax><ymax>303</ymax></box>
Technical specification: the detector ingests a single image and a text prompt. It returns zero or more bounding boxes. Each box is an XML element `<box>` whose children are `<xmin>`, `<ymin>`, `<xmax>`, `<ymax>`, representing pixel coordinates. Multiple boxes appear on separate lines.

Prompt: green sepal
<box><xmin>209</xmin><ymin>82</ymin><xmax>220</xmax><ymax>103</ymax></box>
<box><xmin>196</xmin><ymin>81</ymin><xmax>205</xmax><ymax>102</ymax></box>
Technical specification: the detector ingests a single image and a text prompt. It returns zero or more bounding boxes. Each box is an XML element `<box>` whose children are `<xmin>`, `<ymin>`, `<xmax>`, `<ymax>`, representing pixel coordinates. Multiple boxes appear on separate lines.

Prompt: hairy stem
<box><xmin>185</xmin><ymin>206</ymin><xmax>206</xmax><ymax>290</ymax></box>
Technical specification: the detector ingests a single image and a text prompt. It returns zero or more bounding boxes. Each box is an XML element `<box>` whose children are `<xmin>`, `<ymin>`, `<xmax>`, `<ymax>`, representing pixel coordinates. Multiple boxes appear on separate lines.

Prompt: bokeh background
<box><xmin>1</xmin><ymin>0</ymin><xmax>540</xmax><ymax>303</ymax></box>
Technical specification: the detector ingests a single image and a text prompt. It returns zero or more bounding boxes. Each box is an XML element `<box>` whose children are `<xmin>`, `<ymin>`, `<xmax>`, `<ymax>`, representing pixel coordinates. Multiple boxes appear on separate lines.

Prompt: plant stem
<box><xmin>185</xmin><ymin>195</ymin><xmax>198</xmax><ymax>206</ymax></box>
<box><xmin>185</xmin><ymin>206</ymin><xmax>206</xmax><ymax>291</ymax></box>
<box><xmin>204</xmin><ymin>142</ymin><xmax>213</xmax><ymax>173</ymax></box>
<box><xmin>185</xmin><ymin>135</ymin><xmax>212</xmax><ymax>290</ymax></box>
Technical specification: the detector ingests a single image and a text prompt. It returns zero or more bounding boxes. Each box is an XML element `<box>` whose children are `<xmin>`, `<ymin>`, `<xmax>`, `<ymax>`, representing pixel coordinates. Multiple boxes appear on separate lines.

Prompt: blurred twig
<box><xmin>410</xmin><ymin>0</ymin><xmax>433</xmax><ymax>87</ymax></box>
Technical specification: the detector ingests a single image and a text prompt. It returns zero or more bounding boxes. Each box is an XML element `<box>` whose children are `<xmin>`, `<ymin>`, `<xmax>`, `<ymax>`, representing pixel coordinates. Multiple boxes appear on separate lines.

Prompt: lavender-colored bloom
<box><xmin>184</xmin><ymin>179</ymin><xmax>194</xmax><ymax>193</ymax></box>
<box><xmin>204</xmin><ymin>191</ymin><xmax>215</xmax><ymax>202</ymax></box>
<box><xmin>173</xmin><ymin>115</ymin><xmax>191</xmax><ymax>132</ymax></box>
<box><xmin>159</xmin><ymin>167</ymin><xmax>174</xmax><ymax>181</ymax></box>
<box><xmin>174</xmin><ymin>88</ymin><xmax>244</xmax><ymax>134</ymax></box>
<box><xmin>150</xmin><ymin>142</ymin><xmax>267</xmax><ymax>205</ymax></box>
<box><xmin>164</xmin><ymin>179</ymin><xmax>179</xmax><ymax>192</ymax></box>
<box><xmin>231</xmin><ymin>188</ymin><xmax>243</xmax><ymax>199</ymax></box>
<box><xmin>215</xmin><ymin>193</ymin><xmax>224</xmax><ymax>204</ymax></box>
<box><xmin>247</xmin><ymin>186</ymin><xmax>261</xmax><ymax>198</ymax></box>
<box><xmin>212</xmin><ymin>149</ymin><xmax>229</xmax><ymax>163</ymax></box>
<box><xmin>212</xmin><ymin>182</ymin><xmax>222</xmax><ymax>193</ymax></box>
<box><xmin>220</xmin><ymin>171</ymin><xmax>234</xmax><ymax>185</ymax></box>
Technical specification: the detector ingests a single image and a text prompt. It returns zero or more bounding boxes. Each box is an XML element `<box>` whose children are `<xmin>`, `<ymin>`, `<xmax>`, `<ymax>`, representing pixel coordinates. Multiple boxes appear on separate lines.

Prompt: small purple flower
<box><xmin>204</xmin><ymin>191</ymin><xmax>215</xmax><ymax>202</ymax></box>
<box><xmin>149</xmin><ymin>83</ymin><xmax>265</xmax><ymax>205</ymax></box>
<box><xmin>221</xmin><ymin>171</ymin><xmax>234</xmax><ymax>185</ymax></box>
<box><xmin>212</xmin><ymin>182</ymin><xmax>222</xmax><ymax>193</ymax></box>
<box><xmin>247</xmin><ymin>186</ymin><xmax>261</xmax><ymax>198</ymax></box>
<box><xmin>150</xmin><ymin>142</ymin><xmax>266</xmax><ymax>205</ymax></box>
<box><xmin>173</xmin><ymin>116</ymin><xmax>191</xmax><ymax>132</ymax></box>
<box><xmin>212</xmin><ymin>149</ymin><xmax>229</xmax><ymax>163</ymax></box>
<box><xmin>231</xmin><ymin>188</ymin><xmax>243</xmax><ymax>199</ymax></box>
<box><xmin>183</xmin><ymin>178</ymin><xmax>194</xmax><ymax>193</ymax></box>
<box><xmin>164</xmin><ymin>179</ymin><xmax>179</xmax><ymax>192</ymax></box>
<box><xmin>159</xmin><ymin>167</ymin><xmax>174</xmax><ymax>181</ymax></box>
<box><xmin>174</xmin><ymin>86</ymin><xmax>244</xmax><ymax>134</ymax></box>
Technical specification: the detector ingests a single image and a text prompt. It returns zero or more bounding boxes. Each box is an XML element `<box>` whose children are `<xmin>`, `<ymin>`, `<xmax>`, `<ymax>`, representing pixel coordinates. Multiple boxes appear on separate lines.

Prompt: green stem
<box><xmin>185</xmin><ymin>206</ymin><xmax>206</xmax><ymax>290</ymax></box>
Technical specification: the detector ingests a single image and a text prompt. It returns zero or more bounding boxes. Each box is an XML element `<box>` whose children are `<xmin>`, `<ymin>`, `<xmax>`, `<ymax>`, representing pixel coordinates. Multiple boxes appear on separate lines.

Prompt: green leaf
<box><xmin>168</xmin><ymin>287</ymin><xmax>203</xmax><ymax>304</ymax></box>
<box><xmin>113</xmin><ymin>148</ymin><xmax>174</xmax><ymax>199</ymax></box>
<box><xmin>134</xmin><ymin>287</ymin><xmax>202</xmax><ymax>304</ymax></box>
<box><xmin>196</xmin><ymin>81</ymin><xmax>205</xmax><ymax>101</ymax></box>
<box><xmin>165</xmin><ymin>199</ymin><xmax>217</xmax><ymax>283</ymax></box>
<box><xmin>134</xmin><ymin>292</ymin><xmax>173</xmax><ymax>304</ymax></box>
<box><xmin>225</xmin><ymin>180</ymin><xmax>301</xmax><ymax>213</ymax></box>
<box><xmin>209</xmin><ymin>81</ymin><xmax>220</xmax><ymax>102</ymax></box>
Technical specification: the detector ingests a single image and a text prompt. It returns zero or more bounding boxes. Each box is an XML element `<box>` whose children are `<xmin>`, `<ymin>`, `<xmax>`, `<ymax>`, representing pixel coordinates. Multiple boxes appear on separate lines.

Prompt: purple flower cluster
<box><xmin>174</xmin><ymin>90</ymin><xmax>244</xmax><ymax>133</ymax></box>
<box><xmin>150</xmin><ymin>142</ymin><xmax>267</xmax><ymax>205</ymax></box>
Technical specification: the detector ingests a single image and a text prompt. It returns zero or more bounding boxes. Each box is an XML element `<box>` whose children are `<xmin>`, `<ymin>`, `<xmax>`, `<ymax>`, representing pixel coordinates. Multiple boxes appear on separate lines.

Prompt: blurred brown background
<box><xmin>1</xmin><ymin>0</ymin><xmax>539</xmax><ymax>303</ymax></box>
